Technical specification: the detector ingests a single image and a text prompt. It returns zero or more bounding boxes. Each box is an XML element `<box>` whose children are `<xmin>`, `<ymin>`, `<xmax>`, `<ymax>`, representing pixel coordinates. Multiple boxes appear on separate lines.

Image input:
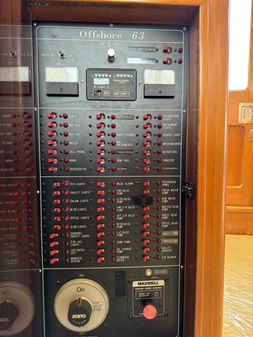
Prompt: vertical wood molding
<box><xmin>195</xmin><ymin>1</ymin><xmax>228</xmax><ymax>336</ymax></box>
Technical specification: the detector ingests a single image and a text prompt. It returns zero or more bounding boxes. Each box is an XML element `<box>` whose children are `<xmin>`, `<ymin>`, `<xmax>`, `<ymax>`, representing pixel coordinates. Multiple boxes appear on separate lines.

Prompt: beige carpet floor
<box><xmin>223</xmin><ymin>235</ymin><xmax>253</xmax><ymax>336</ymax></box>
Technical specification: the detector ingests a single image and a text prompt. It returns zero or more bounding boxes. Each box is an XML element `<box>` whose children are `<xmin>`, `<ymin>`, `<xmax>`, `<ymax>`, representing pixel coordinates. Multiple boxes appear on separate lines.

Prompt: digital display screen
<box><xmin>94</xmin><ymin>78</ymin><xmax>110</xmax><ymax>85</ymax></box>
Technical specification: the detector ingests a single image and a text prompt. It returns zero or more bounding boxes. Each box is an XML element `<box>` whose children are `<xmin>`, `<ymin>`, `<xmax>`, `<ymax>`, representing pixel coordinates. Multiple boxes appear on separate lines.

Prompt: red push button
<box><xmin>143</xmin><ymin>304</ymin><xmax>157</xmax><ymax>320</ymax></box>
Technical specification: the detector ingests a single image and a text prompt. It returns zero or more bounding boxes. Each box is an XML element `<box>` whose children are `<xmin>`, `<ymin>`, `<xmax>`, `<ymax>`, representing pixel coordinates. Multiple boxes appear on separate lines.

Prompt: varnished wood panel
<box><xmin>225</xmin><ymin>2</ymin><xmax>253</xmax><ymax>234</ymax></box>
<box><xmin>31</xmin><ymin>2</ymin><xmax>198</xmax><ymax>25</ymax></box>
<box><xmin>194</xmin><ymin>1</ymin><xmax>227</xmax><ymax>336</ymax></box>
<box><xmin>227</xmin><ymin>126</ymin><xmax>245</xmax><ymax>186</ymax></box>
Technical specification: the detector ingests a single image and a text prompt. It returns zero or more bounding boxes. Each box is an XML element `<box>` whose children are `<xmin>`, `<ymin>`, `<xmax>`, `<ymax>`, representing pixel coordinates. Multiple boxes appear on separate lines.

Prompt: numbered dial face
<box><xmin>0</xmin><ymin>282</ymin><xmax>34</xmax><ymax>336</ymax></box>
<box><xmin>54</xmin><ymin>278</ymin><xmax>109</xmax><ymax>332</ymax></box>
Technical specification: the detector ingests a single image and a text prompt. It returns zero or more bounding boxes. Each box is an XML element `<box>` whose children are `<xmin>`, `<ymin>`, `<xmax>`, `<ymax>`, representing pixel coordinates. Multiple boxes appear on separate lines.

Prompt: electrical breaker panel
<box><xmin>35</xmin><ymin>23</ymin><xmax>187</xmax><ymax>337</ymax></box>
<box><xmin>0</xmin><ymin>22</ymin><xmax>188</xmax><ymax>337</ymax></box>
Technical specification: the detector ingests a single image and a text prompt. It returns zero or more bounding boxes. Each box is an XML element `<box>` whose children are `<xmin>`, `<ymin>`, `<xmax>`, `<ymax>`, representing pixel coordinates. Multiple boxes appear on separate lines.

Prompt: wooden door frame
<box><xmin>29</xmin><ymin>0</ymin><xmax>228</xmax><ymax>336</ymax></box>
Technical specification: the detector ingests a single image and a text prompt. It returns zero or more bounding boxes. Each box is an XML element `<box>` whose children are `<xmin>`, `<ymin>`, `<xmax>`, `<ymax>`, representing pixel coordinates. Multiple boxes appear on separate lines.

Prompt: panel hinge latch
<box><xmin>29</xmin><ymin>1</ymin><xmax>49</xmax><ymax>6</ymax></box>
<box><xmin>181</xmin><ymin>182</ymin><xmax>194</xmax><ymax>199</ymax></box>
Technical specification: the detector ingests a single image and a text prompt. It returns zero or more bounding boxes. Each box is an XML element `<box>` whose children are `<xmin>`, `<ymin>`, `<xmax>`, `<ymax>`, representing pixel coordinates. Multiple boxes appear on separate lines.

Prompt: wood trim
<box><xmin>195</xmin><ymin>1</ymin><xmax>228</xmax><ymax>337</ymax></box>
<box><xmin>32</xmin><ymin>0</ymin><xmax>205</xmax><ymax>5</ymax></box>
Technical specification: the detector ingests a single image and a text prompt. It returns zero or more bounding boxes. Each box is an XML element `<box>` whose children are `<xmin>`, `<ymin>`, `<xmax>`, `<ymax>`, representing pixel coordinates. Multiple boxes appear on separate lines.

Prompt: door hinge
<box><xmin>181</xmin><ymin>182</ymin><xmax>194</xmax><ymax>199</ymax></box>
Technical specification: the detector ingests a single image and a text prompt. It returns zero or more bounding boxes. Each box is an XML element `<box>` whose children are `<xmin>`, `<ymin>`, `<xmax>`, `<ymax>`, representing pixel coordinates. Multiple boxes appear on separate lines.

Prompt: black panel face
<box><xmin>35</xmin><ymin>23</ymin><xmax>188</xmax><ymax>337</ymax></box>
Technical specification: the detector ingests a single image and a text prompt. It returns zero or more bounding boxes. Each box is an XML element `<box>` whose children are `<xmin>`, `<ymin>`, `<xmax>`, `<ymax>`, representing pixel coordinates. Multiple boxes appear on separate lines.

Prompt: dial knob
<box><xmin>143</xmin><ymin>304</ymin><xmax>157</xmax><ymax>320</ymax></box>
<box><xmin>0</xmin><ymin>300</ymin><xmax>19</xmax><ymax>331</ymax></box>
<box><xmin>107</xmin><ymin>48</ymin><xmax>116</xmax><ymax>62</ymax></box>
<box><xmin>0</xmin><ymin>282</ymin><xmax>34</xmax><ymax>336</ymax></box>
<box><xmin>54</xmin><ymin>278</ymin><xmax>109</xmax><ymax>332</ymax></box>
<box><xmin>68</xmin><ymin>297</ymin><xmax>92</xmax><ymax>327</ymax></box>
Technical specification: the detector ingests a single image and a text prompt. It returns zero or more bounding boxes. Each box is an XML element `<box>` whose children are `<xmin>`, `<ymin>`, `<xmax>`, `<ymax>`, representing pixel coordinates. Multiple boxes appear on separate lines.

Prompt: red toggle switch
<box><xmin>96</xmin><ymin>131</ymin><xmax>105</xmax><ymax>137</ymax></box>
<box><xmin>96</xmin><ymin>114</ymin><xmax>105</xmax><ymax>120</ymax></box>
<box><xmin>97</xmin><ymin>190</ymin><xmax>105</xmax><ymax>196</ymax></box>
<box><xmin>143</xmin><ymin>206</ymin><xmax>150</xmax><ymax>211</ymax></box>
<box><xmin>143</xmin><ymin>114</ymin><xmax>152</xmax><ymax>120</ymax></box>
<box><xmin>96</xmin><ymin>182</ymin><xmax>105</xmax><ymax>187</ymax></box>
<box><xmin>24</xmin><ymin>122</ymin><xmax>32</xmax><ymax>128</ymax></box>
<box><xmin>50</xmin><ymin>258</ymin><xmax>59</xmax><ymax>265</ymax></box>
<box><xmin>49</xmin><ymin>250</ymin><xmax>59</xmax><ymax>256</ymax></box>
<box><xmin>53</xmin><ymin>199</ymin><xmax>61</xmax><ymax>205</ymax></box>
<box><xmin>24</xmin><ymin>131</ymin><xmax>32</xmax><ymax>137</ymax></box>
<box><xmin>143</xmin><ymin>181</ymin><xmax>150</xmax><ymax>187</ymax></box>
<box><xmin>143</xmin><ymin>132</ymin><xmax>152</xmax><ymax>138</ymax></box>
<box><xmin>143</xmin><ymin>158</ymin><xmax>151</xmax><ymax>164</ymax></box>
<box><xmin>54</xmin><ymin>225</ymin><xmax>62</xmax><ymax>230</ymax></box>
<box><xmin>48</xmin><ymin>113</ymin><xmax>57</xmax><ymax>119</ymax></box>
<box><xmin>163</xmin><ymin>46</ymin><xmax>172</xmax><ymax>53</ymax></box>
<box><xmin>96</xmin><ymin>141</ymin><xmax>105</xmax><ymax>147</ymax></box>
<box><xmin>50</xmin><ymin>242</ymin><xmax>59</xmax><ymax>248</ymax></box>
<box><xmin>97</xmin><ymin>149</ymin><xmax>105</xmax><ymax>155</ymax></box>
<box><xmin>54</xmin><ymin>208</ymin><xmax>61</xmax><ymax>213</ymax></box>
<box><xmin>48</xmin><ymin>158</ymin><xmax>58</xmax><ymax>164</ymax></box>
<box><xmin>96</xmin><ymin>215</ymin><xmax>105</xmax><ymax>221</ymax></box>
<box><xmin>144</xmin><ymin>167</ymin><xmax>151</xmax><ymax>172</ymax></box>
<box><xmin>97</xmin><ymin>158</ymin><xmax>105</xmax><ymax>164</ymax></box>
<box><xmin>97</xmin><ymin>257</ymin><xmax>105</xmax><ymax>263</ymax></box>
<box><xmin>143</xmin><ymin>149</ymin><xmax>151</xmax><ymax>155</ymax></box>
<box><xmin>48</xmin><ymin>140</ymin><xmax>58</xmax><ymax>146</ymax></box>
<box><xmin>97</xmin><ymin>224</ymin><xmax>105</xmax><ymax>230</ymax></box>
<box><xmin>54</xmin><ymin>216</ymin><xmax>61</xmax><ymax>221</ymax></box>
<box><xmin>97</xmin><ymin>232</ymin><xmax>105</xmax><ymax>238</ymax></box>
<box><xmin>53</xmin><ymin>191</ymin><xmax>61</xmax><ymax>196</ymax></box>
<box><xmin>97</xmin><ymin>249</ymin><xmax>105</xmax><ymax>255</ymax></box>
<box><xmin>48</xmin><ymin>131</ymin><xmax>57</xmax><ymax>137</ymax></box>
<box><xmin>48</xmin><ymin>167</ymin><xmax>58</xmax><ymax>173</ymax></box>
<box><xmin>23</xmin><ymin>112</ymin><xmax>32</xmax><ymax>119</ymax></box>
<box><xmin>97</xmin><ymin>207</ymin><xmax>105</xmax><ymax>212</ymax></box>
<box><xmin>143</xmin><ymin>141</ymin><xmax>151</xmax><ymax>146</ymax></box>
<box><xmin>97</xmin><ymin>167</ymin><xmax>106</xmax><ymax>173</ymax></box>
<box><xmin>163</xmin><ymin>57</ymin><xmax>172</xmax><ymax>65</ymax></box>
<box><xmin>97</xmin><ymin>198</ymin><xmax>105</xmax><ymax>204</ymax></box>
<box><xmin>143</xmin><ymin>239</ymin><xmax>150</xmax><ymax>246</ymax></box>
<box><xmin>143</xmin><ymin>304</ymin><xmax>157</xmax><ymax>320</ymax></box>
<box><xmin>25</xmin><ymin>149</ymin><xmax>33</xmax><ymax>155</ymax></box>
<box><xmin>143</xmin><ymin>255</ymin><xmax>150</xmax><ymax>262</ymax></box>
<box><xmin>143</xmin><ymin>247</ymin><xmax>150</xmax><ymax>254</ymax></box>
<box><xmin>143</xmin><ymin>123</ymin><xmax>152</xmax><ymax>129</ymax></box>
<box><xmin>48</xmin><ymin>149</ymin><xmax>58</xmax><ymax>155</ymax></box>
<box><xmin>48</xmin><ymin>122</ymin><xmax>57</xmax><ymax>128</ymax></box>
<box><xmin>143</xmin><ymin>190</ymin><xmax>150</xmax><ymax>195</ymax></box>
<box><xmin>143</xmin><ymin>214</ymin><xmax>150</xmax><ymax>220</ymax></box>
<box><xmin>24</xmin><ymin>140</ymin><xmax>33</xmax><ymax>146</ymax></box>
<box><xmin>96</xmin><ymin>123</ymin><xmax>105</xmax><ymax>129</ymax></box>
<box><xmin>49</xmin><ymin>233</ymin><xmax>59</xmax><ymax>239</ymax></box>
<box><xmin>143</xmin><ymin>231</ymin><xmax>150</xmax><ymax>237</ymax></box>
<box><xmin>143</xmin><ymin>223</ymin><xmax>150</xmax><ymax>229</ymax></box>
<box><xmin>97</xmin><ymin>240</ymin><xmax>105</xmax><ymax>247</ymax></box>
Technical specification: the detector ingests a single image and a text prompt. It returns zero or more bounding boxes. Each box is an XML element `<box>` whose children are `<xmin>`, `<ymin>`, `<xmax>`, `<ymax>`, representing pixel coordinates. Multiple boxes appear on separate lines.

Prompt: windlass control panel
<box><xmin>35</xmin><ymin>23</ymin><xmax>188</xmax><ymax>337</ymax></box>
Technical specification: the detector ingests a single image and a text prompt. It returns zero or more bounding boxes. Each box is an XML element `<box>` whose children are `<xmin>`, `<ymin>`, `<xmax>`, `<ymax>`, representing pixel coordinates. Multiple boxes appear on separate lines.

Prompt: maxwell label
<box><xmin>133</xmin><ymin>280</ymin><xmax>165</xmax><ymax>287</ymax></box>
